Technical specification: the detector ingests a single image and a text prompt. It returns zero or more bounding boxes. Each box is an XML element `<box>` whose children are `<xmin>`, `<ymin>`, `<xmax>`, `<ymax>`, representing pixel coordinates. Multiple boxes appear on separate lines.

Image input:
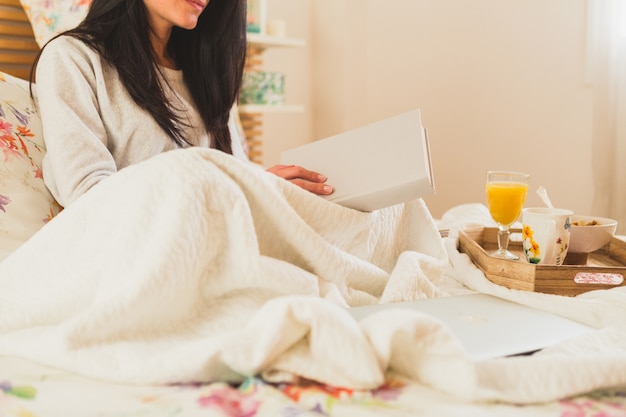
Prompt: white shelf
<box><xmin>238</xmin><ymin>104</ymin><xmax>305</xmax><ymax>114</ymax></box>
<box><xmin>240</xmin><ymin>32</ymin><xmax>306</xmax><ymax>164</ymax></box>
<box><xmin>247</xmin><ymin>33</ymin><xmax>306</xmax><ymax>49</ymax></box>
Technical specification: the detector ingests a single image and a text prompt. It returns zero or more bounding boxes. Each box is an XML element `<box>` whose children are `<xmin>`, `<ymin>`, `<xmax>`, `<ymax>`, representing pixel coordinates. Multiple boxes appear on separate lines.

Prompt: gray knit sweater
<box><xmin>36</xmin><ymin>35</ymin><xmax>247</xmax><ymax>207</ymax></box>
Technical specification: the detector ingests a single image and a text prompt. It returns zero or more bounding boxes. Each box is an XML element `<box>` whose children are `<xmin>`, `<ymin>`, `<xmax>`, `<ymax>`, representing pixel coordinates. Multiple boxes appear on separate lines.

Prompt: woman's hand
<box><xmin>266</xmin><ymin>164</ymin><xmax>334</xmax><ymax>196</ymax></box>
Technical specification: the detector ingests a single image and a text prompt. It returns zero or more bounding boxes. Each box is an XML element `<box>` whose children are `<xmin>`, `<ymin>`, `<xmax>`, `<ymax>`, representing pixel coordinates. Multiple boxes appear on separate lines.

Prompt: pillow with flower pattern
<box><xmin>19</xmin><ymin>0</ymin><xmax>91</xmax><ymax>47</ymax></box>
<box><xmin>0</xmin><ymin>71</ymin><xmax>61</xmax><ymax>262</ymax></box>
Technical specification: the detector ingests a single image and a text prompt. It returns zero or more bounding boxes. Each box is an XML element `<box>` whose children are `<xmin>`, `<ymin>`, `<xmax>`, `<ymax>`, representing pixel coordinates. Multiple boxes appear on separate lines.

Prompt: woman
<box><xmin>32</xmin><ymin>0</ymin><xmax>332</xmax><ymax>207</ymax></box>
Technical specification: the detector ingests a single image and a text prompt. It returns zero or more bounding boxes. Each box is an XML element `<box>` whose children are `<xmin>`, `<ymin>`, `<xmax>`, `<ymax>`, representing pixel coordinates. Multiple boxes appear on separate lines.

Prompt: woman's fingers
<box><xmin>290</xmin><ymin>178</ymin><xmax>334</xmax><ymax>195</ymax></box>
<box><xmin>266</xmin><ymin>164</ymin><xmax>334</xmax><ymax>195</ymax></box>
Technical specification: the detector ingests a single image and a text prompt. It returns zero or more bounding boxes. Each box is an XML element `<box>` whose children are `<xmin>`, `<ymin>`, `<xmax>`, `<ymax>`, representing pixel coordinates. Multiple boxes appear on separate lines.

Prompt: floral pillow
<box><xmin>19</xmin><ymin>0</ymin><xmax>91</xmax><ymax>47</ymax></box>
<box><xmin>0</xmin><ymin>71</ymin><xmax>61</xmax><ymax>262</ymax></box>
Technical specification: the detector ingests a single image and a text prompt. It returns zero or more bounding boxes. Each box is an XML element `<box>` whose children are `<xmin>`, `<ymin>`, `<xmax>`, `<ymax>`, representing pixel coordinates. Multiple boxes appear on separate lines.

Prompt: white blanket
<box><xmin>1</xmin><ymin>148</ymin><xmax>625</xmax><ymax>405</ymax></box>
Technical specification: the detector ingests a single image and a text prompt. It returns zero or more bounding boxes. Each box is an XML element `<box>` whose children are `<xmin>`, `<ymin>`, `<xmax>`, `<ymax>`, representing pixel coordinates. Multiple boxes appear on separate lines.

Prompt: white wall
<box><xmin>263</xmin><ymin>0</ymin><xmax>595</xmax><ymax>219</ymax></box>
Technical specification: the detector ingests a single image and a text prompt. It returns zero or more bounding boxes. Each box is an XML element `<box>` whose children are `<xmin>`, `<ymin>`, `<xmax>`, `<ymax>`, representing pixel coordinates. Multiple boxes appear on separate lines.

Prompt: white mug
<box><xmin>522</xmin><ymin>208</ymin><xmax>573</xmax><ymax>265</ymax></box>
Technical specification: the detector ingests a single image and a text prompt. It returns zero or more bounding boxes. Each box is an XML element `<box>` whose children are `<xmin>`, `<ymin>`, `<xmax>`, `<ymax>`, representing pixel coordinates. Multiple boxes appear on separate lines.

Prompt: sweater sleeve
<box><xmin>229</xmin><ymin>105</ymin><xmax>249</xmax><ymax>162</ymax></box>
<box><xmin>37</xmin><ymin>36</ymin><xmax>117</xmax><ymax>207</ymax></box>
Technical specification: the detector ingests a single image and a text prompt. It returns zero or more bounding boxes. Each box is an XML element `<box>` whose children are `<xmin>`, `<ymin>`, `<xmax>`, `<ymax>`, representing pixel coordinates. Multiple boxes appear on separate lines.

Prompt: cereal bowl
<box><xmin>568</xmin><ymin>215</ymin><xmax>618</xmax><ymax>253</ymax></box>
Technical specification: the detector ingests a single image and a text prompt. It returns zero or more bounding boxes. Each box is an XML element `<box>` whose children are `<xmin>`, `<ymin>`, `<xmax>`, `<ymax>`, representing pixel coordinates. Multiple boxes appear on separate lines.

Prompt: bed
<box><xmin>2</xmin><ymin>1</ymin><xmax>626</xmax><ymax>416</ymax></box>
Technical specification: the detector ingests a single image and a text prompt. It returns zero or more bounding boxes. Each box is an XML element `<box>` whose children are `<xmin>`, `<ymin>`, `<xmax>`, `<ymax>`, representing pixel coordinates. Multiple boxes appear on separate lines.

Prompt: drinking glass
<box><xmin>485</xmin><ymin>171</ymin><xmax>530</xmax><ymax>260</ymax></box>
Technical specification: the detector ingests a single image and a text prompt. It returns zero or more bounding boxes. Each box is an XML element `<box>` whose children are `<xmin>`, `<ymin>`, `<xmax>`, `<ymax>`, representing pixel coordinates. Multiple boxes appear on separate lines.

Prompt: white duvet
<box><xmin>1</xmin><ymin>148</ymin><xmax>625</xmax><ymax>404</ymax></box>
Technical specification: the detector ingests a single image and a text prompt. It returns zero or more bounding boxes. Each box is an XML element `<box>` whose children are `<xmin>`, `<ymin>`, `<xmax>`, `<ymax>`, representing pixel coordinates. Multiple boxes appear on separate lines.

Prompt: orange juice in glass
<box><xmin>485</xmin><ymin>171</ymin><xmax>530</xmax><ymax>260</ymax></box>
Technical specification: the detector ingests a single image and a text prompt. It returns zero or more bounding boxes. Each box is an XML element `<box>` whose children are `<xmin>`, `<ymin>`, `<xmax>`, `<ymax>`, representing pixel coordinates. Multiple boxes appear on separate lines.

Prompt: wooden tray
<box><xmin>458</xmin><ymin>227</ymin><xmax>626</xmax><ymax>296</ymax></box>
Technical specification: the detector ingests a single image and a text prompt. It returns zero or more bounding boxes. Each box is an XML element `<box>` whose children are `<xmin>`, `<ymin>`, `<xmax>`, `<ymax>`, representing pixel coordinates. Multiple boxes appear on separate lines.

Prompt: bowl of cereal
<box><xmin>568</xmin><ymin>215</ymin><xmax>618</xmax><ymax>254</ymax></box>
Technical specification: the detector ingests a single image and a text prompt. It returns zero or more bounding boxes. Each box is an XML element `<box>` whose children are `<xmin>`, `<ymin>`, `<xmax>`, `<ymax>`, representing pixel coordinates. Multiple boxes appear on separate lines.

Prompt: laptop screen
<box><xmin>348</xmin><ymin>293</ymin><xmax>594</xmax><ymax>361</ymax></box>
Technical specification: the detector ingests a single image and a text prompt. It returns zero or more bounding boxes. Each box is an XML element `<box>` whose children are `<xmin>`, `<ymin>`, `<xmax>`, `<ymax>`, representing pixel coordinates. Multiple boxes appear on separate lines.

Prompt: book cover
<box><xmin>280</xmin><ymin>109</ymin><xmax>435</xmax><ymax>212</ymax></box>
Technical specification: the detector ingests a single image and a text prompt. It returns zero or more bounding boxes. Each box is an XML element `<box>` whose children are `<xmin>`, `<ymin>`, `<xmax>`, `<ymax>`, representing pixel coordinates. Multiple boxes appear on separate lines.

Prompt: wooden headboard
<box><xmin>0</xmin><ymin>0</ymin><xmax>38</xmax><ymax>80</ymax></box>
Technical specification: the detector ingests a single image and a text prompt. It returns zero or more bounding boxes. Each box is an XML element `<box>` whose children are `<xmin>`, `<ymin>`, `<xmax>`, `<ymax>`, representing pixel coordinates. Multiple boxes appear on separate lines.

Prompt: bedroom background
<box><xmin>259</xmin><ymin>0</ymin><xmax>626</xmax><ymax>233</ymax></box>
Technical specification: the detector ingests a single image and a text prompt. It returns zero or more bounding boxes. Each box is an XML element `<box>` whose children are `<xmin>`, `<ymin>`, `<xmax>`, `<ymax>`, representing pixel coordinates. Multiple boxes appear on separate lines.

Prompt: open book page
<box><xmin>280</xmin><ymin>109</ymin><xmax>435</xmax><ymax>212</ymax></box>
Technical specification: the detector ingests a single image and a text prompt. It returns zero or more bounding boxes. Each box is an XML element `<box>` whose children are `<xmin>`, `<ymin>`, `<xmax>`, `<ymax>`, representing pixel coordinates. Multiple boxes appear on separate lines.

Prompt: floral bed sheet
<box><xmin>2</xmin><ymin>356</ymin><xmax>625</xmax><ymax>417</ymax></box>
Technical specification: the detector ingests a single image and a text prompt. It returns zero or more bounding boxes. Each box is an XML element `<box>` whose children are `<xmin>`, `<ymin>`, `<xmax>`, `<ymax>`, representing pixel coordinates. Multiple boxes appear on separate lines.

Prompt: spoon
<box><xmin>536</xmin><ymin>186</ymin><xmax>554</xmax><ymax>209</ymax></box>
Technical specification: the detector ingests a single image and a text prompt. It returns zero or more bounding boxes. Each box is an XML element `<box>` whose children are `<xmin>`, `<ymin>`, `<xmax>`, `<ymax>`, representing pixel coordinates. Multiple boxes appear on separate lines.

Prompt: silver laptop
<box><xmin>348</xmin><ymin>293</ymin><xmax>595</xmax><ymax>361</ymax></box>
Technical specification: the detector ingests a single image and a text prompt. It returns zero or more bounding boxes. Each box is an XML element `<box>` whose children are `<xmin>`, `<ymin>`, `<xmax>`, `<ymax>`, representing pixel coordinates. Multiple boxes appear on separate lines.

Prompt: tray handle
<box><xmin>573</xmin><ymin>272</ymin><xmax>624</xmax><ymax>286</ymax></box>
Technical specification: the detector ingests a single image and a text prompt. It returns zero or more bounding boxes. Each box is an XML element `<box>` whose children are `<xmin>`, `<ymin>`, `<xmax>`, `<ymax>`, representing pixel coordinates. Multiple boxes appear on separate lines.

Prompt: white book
<box><xmin>280</xmin><ymin>109</ymin><xmax>435</xmax><ymax>212</ymax></box>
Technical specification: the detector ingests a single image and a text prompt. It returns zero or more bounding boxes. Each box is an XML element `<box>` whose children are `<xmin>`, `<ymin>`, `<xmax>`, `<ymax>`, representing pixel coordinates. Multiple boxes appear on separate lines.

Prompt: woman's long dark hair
<box><xmin>31</xmin><ymin>0</ymin><xmax>246</xmax><ymax>153</ymax></box>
